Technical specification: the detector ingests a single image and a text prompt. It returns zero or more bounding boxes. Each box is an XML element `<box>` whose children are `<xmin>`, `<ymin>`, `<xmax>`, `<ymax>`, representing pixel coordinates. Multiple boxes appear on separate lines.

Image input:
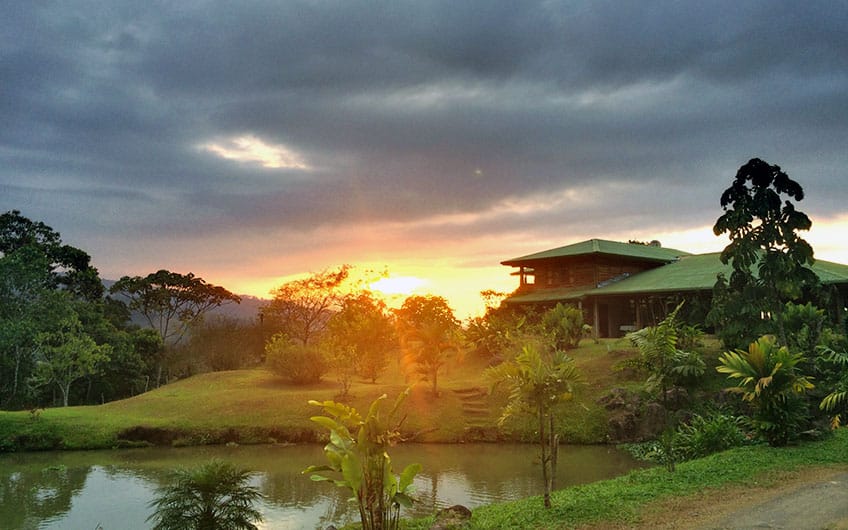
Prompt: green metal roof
<box><xmin>503</xmin><ymin>286</ymin><xmax>595</xmax><ymax>304</ymax></box>
<box><xmin>504</xmin><ymin>252</ymin><xmax>848</xmax><ymax>304</ymax></box>
<box><xmin>584</xmin><ymin>253</ymin><xmax>848</xmax><ymax>297</ymax></box>
<box><xmin>591</xmin><ymin>253</ymin><xmax>731</xmax><ymax>295</ymax></box>
<box><xmin>808</xmin><ymin>259</ymin><xmax>848</xmax><ymax>284</ymax></box>
<box><xmin>501</xmin><ymin>238</ymin><xmax>690</xmax><ymax>266</ymax></box>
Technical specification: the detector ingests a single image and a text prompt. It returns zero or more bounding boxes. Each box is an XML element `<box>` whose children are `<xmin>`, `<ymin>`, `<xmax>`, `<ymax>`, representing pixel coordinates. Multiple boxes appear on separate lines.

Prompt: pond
<box><xmin>0</xmin><ymin>443</ymin><xmax>647</xmax><ymax>529</ymax></box>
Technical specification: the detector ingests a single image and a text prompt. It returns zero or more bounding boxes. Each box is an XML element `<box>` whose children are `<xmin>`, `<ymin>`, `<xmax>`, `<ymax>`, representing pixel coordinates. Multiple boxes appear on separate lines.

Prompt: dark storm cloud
<box><xmin>1</xmin><ymin>0</ymin><xmax>847</xmax><ymax>255</ymax></box>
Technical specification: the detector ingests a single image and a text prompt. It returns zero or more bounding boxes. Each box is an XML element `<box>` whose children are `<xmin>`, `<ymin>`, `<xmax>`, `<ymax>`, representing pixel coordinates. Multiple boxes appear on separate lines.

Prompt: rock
<box><xmin>642</xmin><ymin>402</ymin><xmax>667</xmax><ymax>437</ymax></box>
<box><xmin>664</xmin><ymin>386</ymin><xmax>690</xmax><ymax>409</ymax></box>
<box><xmin>600</xmin><ymin>387</ymin><xmax>671</xmax><ymax>442</ymax></box>
<box><xmin>430</xmin><ymin>504</ymin><xmax>472</xmax><ymax>530</ymax></box>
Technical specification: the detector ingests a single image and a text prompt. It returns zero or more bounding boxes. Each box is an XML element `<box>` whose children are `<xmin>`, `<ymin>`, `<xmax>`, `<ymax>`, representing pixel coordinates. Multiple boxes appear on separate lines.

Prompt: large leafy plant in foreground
<box><xmin>304</xmin><ymin>390</ymin><xmax>421</xmax><ymax>530</ymax></box>
<box><xmin>717</xmin><ymin>335</ymin><xmax>814</xmax><ymax>446</ymax></box>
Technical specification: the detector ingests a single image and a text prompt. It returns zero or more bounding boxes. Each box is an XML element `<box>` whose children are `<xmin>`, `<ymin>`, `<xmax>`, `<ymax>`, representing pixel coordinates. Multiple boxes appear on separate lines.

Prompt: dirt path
<box><xmin>581</xmin><ymin>465</ymin><xmax>848</xmax><ymax>530</ymax></box>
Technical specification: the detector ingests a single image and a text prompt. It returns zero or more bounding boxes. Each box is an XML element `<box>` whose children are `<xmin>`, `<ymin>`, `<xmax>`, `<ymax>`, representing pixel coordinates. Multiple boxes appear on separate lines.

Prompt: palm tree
<box><xmin>147</xmin><ymin>460</ymin><xmax>263</xmax><ymax>530</ymax></box>
<box><xmin>717</xmin><ymin>335</ymin><xmax>814</xmax><ymax>446</ymax></box>
<box><xmin>485</xmin><ymin>344</ymin><xmax>581</xmax><ymax>508</ymax></box>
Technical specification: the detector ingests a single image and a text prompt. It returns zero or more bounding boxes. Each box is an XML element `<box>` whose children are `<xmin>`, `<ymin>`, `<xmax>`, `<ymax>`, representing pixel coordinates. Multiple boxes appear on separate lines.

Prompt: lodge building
<box><xmin>501</xmin><ymin>239</ymin><xmax>848</xmax><ymax>338</ymax></box>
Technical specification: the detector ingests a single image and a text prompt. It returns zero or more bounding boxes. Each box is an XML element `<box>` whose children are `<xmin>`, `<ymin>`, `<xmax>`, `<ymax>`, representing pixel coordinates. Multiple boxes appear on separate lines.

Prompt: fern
<box><xmin>816</xmin><ymin>347</ymin><xmax>848</xmax><ymax>429</ymax></box>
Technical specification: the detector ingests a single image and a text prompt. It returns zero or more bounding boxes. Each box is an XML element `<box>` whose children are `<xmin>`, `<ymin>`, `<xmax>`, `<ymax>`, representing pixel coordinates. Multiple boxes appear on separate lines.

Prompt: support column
<box><xmin>635</xmin><ymin>298</ymin><xmax>642</xmax><ymax>329</ymax></box>
<box><xmin>592</xmin><ymin>298</ymin><xmax>600</xmax><ymax>340</ymax></box>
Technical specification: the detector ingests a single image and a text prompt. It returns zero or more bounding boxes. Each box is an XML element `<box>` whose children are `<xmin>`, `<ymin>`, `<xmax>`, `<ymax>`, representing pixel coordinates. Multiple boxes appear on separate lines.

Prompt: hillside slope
<box><xmin>0</xmin><ymin>339</ymin><xmax>643</xmax><ymax>451</ymax></box>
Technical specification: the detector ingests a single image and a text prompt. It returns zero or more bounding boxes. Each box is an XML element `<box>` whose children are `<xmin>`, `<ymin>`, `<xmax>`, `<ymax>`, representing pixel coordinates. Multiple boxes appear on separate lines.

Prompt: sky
<box><xmin>2</xmin><ymin>1</ymin><xmax>848</xmax><ymax>319</ymax></box>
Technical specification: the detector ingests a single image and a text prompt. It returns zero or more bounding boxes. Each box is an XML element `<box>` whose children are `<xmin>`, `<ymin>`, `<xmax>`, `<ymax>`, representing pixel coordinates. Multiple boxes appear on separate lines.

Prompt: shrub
<box><xmin>676</xmin><ymin>324</ymin><xmax>704</xmax><ymax>350</ymax></box>
<box><xmin>779</xmin><ymin>302</ymin><xmax>826</xmax><ymax>355</ymax></box>
<box><xmin>265</xmin><ymin>334</ymin><xmax>326</xmax><ymax>384</ymax></box>
<box><xmin>622</xmin><ymin>410</ymin><xmax>746</xmax><ymax>464</ymax></box>
<box><xmin>717</xmin><ymin>335</ymin><xmax>814</xmax><ymax>446</ymax></box>
<box><xmin>674</xmin><ymin>410</ymin><xmax>747</xmax><ymax>459</ymax></box>
<box><xmin>540</xmin><ymin>303</ymin><xmax>586</xmax><ymax>350</ymax></box>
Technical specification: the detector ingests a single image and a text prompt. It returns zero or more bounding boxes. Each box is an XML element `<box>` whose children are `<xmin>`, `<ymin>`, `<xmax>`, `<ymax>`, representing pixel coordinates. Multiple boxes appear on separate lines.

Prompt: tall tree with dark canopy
<box><xmin>0</xmin><ymin>211</ymin><xmax>105</xmax><ymax>407</ymax></box>
<box><xmin>110</xmin><ymin>270</ymin><xmax>240</xmax><ymax>386</ymax></box>
<box><xmin>708</xmin><ymin>158</ymin><xmax>820</xmax><ymax>348</ymax></box>
<box><xmin>0</xmin><ymin>210</ymin><xmax>103</xmax><ymax>301</ymax></box>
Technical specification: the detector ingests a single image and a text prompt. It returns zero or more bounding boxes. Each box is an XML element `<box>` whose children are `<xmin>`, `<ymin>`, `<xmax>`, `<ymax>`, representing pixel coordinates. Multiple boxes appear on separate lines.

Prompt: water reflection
<box><xmin>0</xmin><ymin>444</ymin><xmax>646</xmax><ymax>529</ymax></box>
<box><xmin>0</xmin><ymin>462</ymin><xmax>89</xmax><ymax>529</ymax></box>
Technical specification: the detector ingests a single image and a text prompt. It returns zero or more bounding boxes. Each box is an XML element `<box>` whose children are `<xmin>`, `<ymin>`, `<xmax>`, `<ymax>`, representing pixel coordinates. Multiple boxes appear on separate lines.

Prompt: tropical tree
<box><xmin>395</xmin><ymin>295</ymin><xmax>462</xmax><ymax>396</ymax></box>
<box><xmin>717</xmin><ymin>335</ymin><xmax>814</xmax><ymax>446</ymax></box>
<box><xmin>305</xmin><ymin>391</ymin><xmax>421</xmax><ymax>530</ymax></box>
<box><xmin>85</xmin><ymin>326</ymin><xmax>160</xmax><ymax>401</ymax></box>
<box><xmin>0</xmin><ymin>211</ymin><xmax>106</xmax><ymax>407</ymax></box>
<box><xmin>326</xmin><ymin>291</ymin><xmax>396</xmax><ymax>385</ymax></box>
<box><xmin>485</xmin><ymin>343</ymin><xmax>581</xmax><ymax>508</ymax></box>
<box><xmin>0</xmin><ymin>265</ymin><xmax>57</xmax><ymax>407</ymax></box>
<box><xmin>708</xmin><ymin>158</ymin><xmax>820</xmax><ymax>348</ymax></box>
<box><xmin>109</xmin><ymin>270</ymin><xmax>240</xmax><ymax>386</ymax></box>
<box><xmin>147</xmin><ymin>460</ymin><xmax>263</xmax><ymax>530</ymax></box>
<box><xmin>0</xmin><ymin>210</ymin><xmax>104</xmax><ymax>301</ymax></box>
<box><xmin>262</xmin><ymin>266</ymin><xmax>351</xmax><ymax>347</ymax></box>
<box><xmin>30</xmin><ymin>313</ymin><xmax>112</xmax><ymax>407</ymax></box>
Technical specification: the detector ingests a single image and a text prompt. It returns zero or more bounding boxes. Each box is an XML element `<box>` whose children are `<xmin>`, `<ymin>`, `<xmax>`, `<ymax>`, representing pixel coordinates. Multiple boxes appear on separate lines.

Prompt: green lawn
<box><xmin>0</xmin><ymin>338</ymin><xmax>647</xmax><ymax>451</ymax></box>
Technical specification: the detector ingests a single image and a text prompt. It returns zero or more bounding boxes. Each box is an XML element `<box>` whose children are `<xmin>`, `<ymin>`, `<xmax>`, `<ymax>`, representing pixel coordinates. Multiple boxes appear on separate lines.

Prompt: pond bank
<box><xmin>407</xmin><ymin>429</ymin><xmax>848</xmax><ymax>530</ymax></box>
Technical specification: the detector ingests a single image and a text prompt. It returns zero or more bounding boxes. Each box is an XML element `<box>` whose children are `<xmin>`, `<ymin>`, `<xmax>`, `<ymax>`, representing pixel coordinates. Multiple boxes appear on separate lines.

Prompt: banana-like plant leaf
<box><xmin>394</xmin><ymin>493</ymin><xmax>414</xmax><ymax>508</ymax></box>
<box><xmin>341</xmin><ymin>454</ymin><xmax>362</xmax><ymax>492</ymax></box>
<box><xmin>398</xmin><ymin>463</ymin><xmax>421</xmax><ymax>491</ymax></box>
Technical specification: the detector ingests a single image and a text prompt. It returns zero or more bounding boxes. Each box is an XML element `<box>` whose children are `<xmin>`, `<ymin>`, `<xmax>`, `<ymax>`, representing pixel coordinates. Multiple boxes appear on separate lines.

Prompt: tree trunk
<box><xmin>11</xmin><ymin>347</ymin><xmax>21</xmax><ymax>403</ymax></box>
<box><xmin>60</xmin><ymin>382</ymin><xmax>70</xmax><ymax>407</ymax></box>
<box><xmin>539</xmin><ymin>404</ymin><xmax>552</xmax><ymax>508</ymax></box>
<box><xmin>549</xmin><ymin>414</ymin><xmax>559</xmax><ymax>490</ymax></box>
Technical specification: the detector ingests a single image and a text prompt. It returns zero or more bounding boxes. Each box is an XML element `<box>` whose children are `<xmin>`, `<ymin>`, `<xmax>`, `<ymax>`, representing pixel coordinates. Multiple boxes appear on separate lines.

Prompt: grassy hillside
<box><xmin>0</xmin><ymin>337</ymin><xmax>683</xmax><ymax>451</ymax></box>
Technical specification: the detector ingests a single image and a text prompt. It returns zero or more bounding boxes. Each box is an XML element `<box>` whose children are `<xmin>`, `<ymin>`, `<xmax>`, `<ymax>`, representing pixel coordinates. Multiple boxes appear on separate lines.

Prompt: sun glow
<box><xmin>370</xmin><ymin>276</ymin><xmax>427</xmax><ymax>295</ymax></box>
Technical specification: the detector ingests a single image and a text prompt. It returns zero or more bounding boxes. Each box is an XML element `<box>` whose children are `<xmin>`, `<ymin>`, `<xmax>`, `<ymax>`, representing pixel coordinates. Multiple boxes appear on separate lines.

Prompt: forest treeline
<box><xmin>0</xmin><ymin>209</ymin><xmax>514</xmax><ymax>408</ymax></box>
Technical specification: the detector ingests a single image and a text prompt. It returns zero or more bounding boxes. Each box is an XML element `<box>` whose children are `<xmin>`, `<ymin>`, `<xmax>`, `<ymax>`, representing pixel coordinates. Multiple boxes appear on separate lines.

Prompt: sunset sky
<box><xmin>2</xmin><ymin>2</ymin><xmax>847</xmax><ymax>319</ymax></box>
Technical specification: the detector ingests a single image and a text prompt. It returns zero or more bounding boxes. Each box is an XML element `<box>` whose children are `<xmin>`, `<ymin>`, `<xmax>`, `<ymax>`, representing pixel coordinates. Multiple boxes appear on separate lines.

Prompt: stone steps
<box><xmin>452</xmin><ymin>387</ymin><xmax>492</xmax><ymax>429</ymax></box>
